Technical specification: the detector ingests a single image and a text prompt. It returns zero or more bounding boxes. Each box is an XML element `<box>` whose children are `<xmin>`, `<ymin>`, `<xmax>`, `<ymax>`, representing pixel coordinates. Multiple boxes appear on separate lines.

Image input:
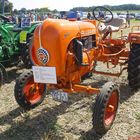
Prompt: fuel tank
<box><xmin>30</xmin><ymin>19</ymin><xmax>96</xmax><ymax>76</ymax></box>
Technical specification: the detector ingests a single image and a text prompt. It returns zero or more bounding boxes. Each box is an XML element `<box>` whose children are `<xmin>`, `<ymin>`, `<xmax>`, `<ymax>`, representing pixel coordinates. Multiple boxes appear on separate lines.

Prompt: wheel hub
<box><xmin>29</xmin><ymin>86</ymin><xmax>36</xmax><ymax>95</ymax></box>
<box><xmin>106</xmin><ymin>105</ymin><xmax>115</xmax><ymax>112</ymax></box>
<box><xmin>104</xmin><ymin>91</ymin><xmax>118</xmax><ymax>126</ymax></box>
<box><xmin>23</xmin><ymin>79</ymin><xmax>44</xmax><ymax>104</ymax></box>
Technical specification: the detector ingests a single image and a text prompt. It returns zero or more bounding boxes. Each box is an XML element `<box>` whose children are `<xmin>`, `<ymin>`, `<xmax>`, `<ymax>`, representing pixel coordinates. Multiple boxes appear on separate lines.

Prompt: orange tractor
<box><xmin>14</xmin><ymin>7</ymin><xmax>140</xmax><ymax>135</ymax></box>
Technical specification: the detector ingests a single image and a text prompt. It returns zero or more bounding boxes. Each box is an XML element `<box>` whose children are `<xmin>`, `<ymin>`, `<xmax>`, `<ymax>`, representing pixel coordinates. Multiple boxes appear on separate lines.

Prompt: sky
<box><xmin>9</xmin><ymin>0</ymin><xmax>140</xmax><ymax>11</ymax></box>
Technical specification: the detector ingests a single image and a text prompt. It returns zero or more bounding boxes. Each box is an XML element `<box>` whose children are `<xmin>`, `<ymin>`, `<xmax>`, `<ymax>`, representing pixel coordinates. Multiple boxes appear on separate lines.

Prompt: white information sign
<box><xmin>21</xmin><ymin>17</ymin><xmax>31</xmax><ymax>28</ymax></box>
<box><xmin>51</xmin><ymin>90</ymin><xmax>68</xmax><ymax>102</ymax></box>
<box><xmin>32</xmin><ymin>66</ymin><xmax>57</xmax><ymax>84</ymax></box>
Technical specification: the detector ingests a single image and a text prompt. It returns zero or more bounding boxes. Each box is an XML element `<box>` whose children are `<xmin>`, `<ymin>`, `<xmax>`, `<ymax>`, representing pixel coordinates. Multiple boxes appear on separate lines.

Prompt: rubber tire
<box><xmin>14</xmin><ymin>71</ymin><xmax>46</xmax><ymax>110</ymax></box>
<box><xmin>20</xmin><ymin>34</ymin><xmax>33</xmax><ymax>69</ymax></box>
<box><xmin>128</xmin><ymin>43</ymin><xmax>140</xmax><ymax>90</ymax></box>
<box><xmin>92</xmin><ymin>82</ymin><xmax>120</xmax><ymax>135</ymax></box>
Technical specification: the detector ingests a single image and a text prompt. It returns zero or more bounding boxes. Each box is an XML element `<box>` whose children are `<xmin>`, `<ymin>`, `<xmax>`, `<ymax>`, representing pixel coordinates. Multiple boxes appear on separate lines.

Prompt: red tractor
<box><xmin>14</xmin><ymin>7</ymin><xmax>140</xmax><ymax>135</ymax></box>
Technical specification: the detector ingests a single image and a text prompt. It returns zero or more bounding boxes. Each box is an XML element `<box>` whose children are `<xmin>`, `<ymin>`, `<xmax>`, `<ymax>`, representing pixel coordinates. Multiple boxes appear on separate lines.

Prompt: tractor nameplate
<box><xmin>37</xmin><ymin>48</ymin><xmax>49</xmax><ymax>65</ymax></box>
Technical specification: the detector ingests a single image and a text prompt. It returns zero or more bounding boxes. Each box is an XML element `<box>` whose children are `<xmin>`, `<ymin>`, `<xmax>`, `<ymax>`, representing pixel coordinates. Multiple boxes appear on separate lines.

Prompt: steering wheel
<box><xmin>92</xmin><ymin>6</ymin><xmax>113</xmax><ymax>23</ymax></box>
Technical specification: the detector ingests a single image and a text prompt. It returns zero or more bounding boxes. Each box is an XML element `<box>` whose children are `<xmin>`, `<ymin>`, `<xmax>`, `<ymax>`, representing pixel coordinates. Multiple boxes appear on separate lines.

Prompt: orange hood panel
<box><xmin>30</xmin><ymin>19</ymin><xmax>96</xmax><ymax>76</ymax></box>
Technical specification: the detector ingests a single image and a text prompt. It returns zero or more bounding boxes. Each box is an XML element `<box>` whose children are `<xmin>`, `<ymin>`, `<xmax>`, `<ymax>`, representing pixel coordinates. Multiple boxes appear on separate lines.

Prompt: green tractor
<box><xmin>0</xmin><ymin>14</ymin><xmax>41</xmax><ymax>85</ymax></box>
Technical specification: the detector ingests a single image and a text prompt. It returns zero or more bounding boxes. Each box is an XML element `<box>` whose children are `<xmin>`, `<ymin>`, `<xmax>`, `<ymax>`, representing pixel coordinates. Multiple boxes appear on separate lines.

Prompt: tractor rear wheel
<box><xmin>128</xmin><ymin>43</ymin><xmax>140</xmax><ymax>90</ymax></box>
<box><xmin>92</xmin><ymin>82</ymin><xmax>119</xmax><ymax>135</ymax></box>
<box><xmin>21</xmin><ymin>35</ymin><xmax>33</xmax><ymax>69</ymax></box>
<box><xmin>14</xmin><ymin>71</ymin><xmax>46</xmax><ymax>110</ymax></box>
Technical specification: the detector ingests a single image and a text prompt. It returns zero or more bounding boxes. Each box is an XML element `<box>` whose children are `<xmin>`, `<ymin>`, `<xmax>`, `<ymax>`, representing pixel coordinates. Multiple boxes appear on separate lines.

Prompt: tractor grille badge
<box><xmin>37</xmin><ymin>48</ymin><xmax>49</xmax><ymax>65</ymax></box>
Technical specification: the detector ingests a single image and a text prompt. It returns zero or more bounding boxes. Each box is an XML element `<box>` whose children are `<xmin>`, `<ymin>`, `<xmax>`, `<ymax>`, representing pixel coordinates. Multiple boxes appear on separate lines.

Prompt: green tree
<box><xmin>5</xmin><ymin>2</ymin><xmax>13</xmax><ymax>13</ymax></box>
<box><xmin>13</xmin><ymin>9</ymin><xmax>18</xmax><ymax>14</ymax></box>
<box><xmin>39</xmin><ymin>7</ymin><xmax>50</xmax><ymax>13</ymax></box>
<box><xmin>52</xmin><ymin>9</ymin><xmax>58</xmax><ymax>13</ymax></box>
<box><xmin>0</xmin><ymin>0</ymin><xmax>13</xmax><ymax>14</ymax></box>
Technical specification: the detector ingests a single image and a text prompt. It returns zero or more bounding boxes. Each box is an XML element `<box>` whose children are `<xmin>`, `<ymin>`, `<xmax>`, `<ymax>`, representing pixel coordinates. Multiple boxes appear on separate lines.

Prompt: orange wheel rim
<box><xmin>104</xmin><ymin>91</ymin><xmax>118</xmax><ymax>126</ymax></box>
<box><xmin>23</xmin><ymin>77</ymin><xmax>45</xmax><ymax>104</ymax></box>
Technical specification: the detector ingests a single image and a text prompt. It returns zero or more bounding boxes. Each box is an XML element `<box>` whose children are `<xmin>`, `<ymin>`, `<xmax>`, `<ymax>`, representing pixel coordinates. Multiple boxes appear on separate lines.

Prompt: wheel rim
<box><xmin>23</xmin><ymin>77</ymin><xmax>45</xmax><ymax>104</ymax></box>
<box><xmin>104</xmin><ymin>91</ymin><xmax>118</xmax><ymax>126</ymax></box>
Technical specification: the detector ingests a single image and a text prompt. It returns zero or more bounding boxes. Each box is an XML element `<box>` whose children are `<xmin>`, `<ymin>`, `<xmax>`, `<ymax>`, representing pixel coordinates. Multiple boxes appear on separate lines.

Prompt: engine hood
<box><xmin>30</xmin><ymin>19</ymin><xmax>96</xmax><ymax>76</ymax></box>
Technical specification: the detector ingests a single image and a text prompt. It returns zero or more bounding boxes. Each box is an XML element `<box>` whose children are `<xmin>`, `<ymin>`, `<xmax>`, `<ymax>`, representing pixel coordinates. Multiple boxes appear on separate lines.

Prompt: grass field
<box><xmin>113</xmin><ymin>10</ymin><xmax>140</xmax><ymax>14</ymax></box>
<box><xmin>0</xmin><ymin>20</ymin><xmax>140</xmax><ymax>140</ymax></box>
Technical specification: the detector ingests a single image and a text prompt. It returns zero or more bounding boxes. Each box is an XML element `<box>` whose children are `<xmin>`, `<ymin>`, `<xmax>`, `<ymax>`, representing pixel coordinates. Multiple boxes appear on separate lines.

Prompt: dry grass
<box><xmin>0</xmin><ymin>20</ymin><xmax>140</xmax><ymax>140</ymax></box>
<box><xmin>112</xmin><ymin>19</ymin><xmax>140</xmax><ymax>38</ymax></box>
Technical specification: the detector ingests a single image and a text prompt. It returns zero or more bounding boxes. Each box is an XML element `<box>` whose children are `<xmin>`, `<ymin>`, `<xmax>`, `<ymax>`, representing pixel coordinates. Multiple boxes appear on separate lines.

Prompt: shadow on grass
<box><xmin>5</xmin><ymin>67</ymin><xmax>23</xmax><ymax>83</ymax></box>
<box><xmin>80</xmin><ymin>129</ymin><xmax>103</xmax><ymax>140</ymax></box>
<box><xmin>119</xmin><ymin>83</ymin><xmax>136</xmax><ymax>104</ymax></box>
<box><xmin>0</xmin><ymin>107</ymin><xmax>22</xmax><ymax>126</ymax></box>
<box><xmin>0</xmin><ymin>94</ymin><xmax>95</xmax><ymax>140</ymax></box>
<box><xmin>0</xmin><ymin>76</ymin><xmax>137</xmax><ymax>140</ymax></box>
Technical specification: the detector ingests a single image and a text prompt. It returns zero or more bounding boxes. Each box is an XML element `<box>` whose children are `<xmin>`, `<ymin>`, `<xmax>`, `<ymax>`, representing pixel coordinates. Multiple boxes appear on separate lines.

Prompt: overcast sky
<box><xmin>9</xmin><ymin>0</ymin><xmax>140</xmax><ymax>11</ymax></box>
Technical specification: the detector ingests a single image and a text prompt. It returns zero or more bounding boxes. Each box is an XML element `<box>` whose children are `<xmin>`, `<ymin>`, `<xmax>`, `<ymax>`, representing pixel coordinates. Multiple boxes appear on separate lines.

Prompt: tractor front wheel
<box><xmin>14</xmin><ymin>71</ymin><xmax>46</xmax><ymax>110</ymax></box>
<box><xmin>92</xmin><ymin>82</ymin><xmax>119</xmax><ymax>135</ymax></box>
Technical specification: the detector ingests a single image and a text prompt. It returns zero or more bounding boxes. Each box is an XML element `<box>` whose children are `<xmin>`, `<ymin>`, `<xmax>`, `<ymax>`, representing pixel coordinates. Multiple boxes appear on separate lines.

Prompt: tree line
<box><xmin>1</xmin><ymin>1</ymin><xmax>140</xmax><ymax>15</ymax></box>
<box><xmin>71</xmin><ymin>4</ymin><xmax>140</xmax><ymax>12</ymax></box>
<box><xmin>0</xmin><ymin>0</ymin><xmax>53</xmax><ymax>14</ymax></box>
<box><xmin>0</xmin><ymin>0</ymin><xmax>13</xmax><ymax>13</ymax></box>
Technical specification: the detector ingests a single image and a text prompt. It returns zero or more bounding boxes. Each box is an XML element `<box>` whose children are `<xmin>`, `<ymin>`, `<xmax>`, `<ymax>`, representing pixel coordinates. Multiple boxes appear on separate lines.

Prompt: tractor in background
<box><xmin>14</xmin><ymin>6</ymin><xmax>140</xmax><ymax>135</ymax></box>
<box><xmin>0</xmin><ymin>14</ymin><xmax>41</xmax><ymax>85</ymax></box>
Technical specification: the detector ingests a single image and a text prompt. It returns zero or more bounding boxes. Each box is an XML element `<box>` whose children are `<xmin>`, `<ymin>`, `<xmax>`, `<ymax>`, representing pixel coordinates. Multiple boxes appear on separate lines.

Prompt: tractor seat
<box><xmin>98</xmin><ymin>18</ymin><xmax>126</xmax><ymax>34</ymax></box>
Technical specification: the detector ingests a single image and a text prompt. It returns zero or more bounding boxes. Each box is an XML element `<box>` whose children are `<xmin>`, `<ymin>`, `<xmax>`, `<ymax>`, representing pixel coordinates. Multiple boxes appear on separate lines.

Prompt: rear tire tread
<box><xmin>128</xmin><ymin>43</ymin><xmax>140</xmax><ymax>90</ymax></box>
